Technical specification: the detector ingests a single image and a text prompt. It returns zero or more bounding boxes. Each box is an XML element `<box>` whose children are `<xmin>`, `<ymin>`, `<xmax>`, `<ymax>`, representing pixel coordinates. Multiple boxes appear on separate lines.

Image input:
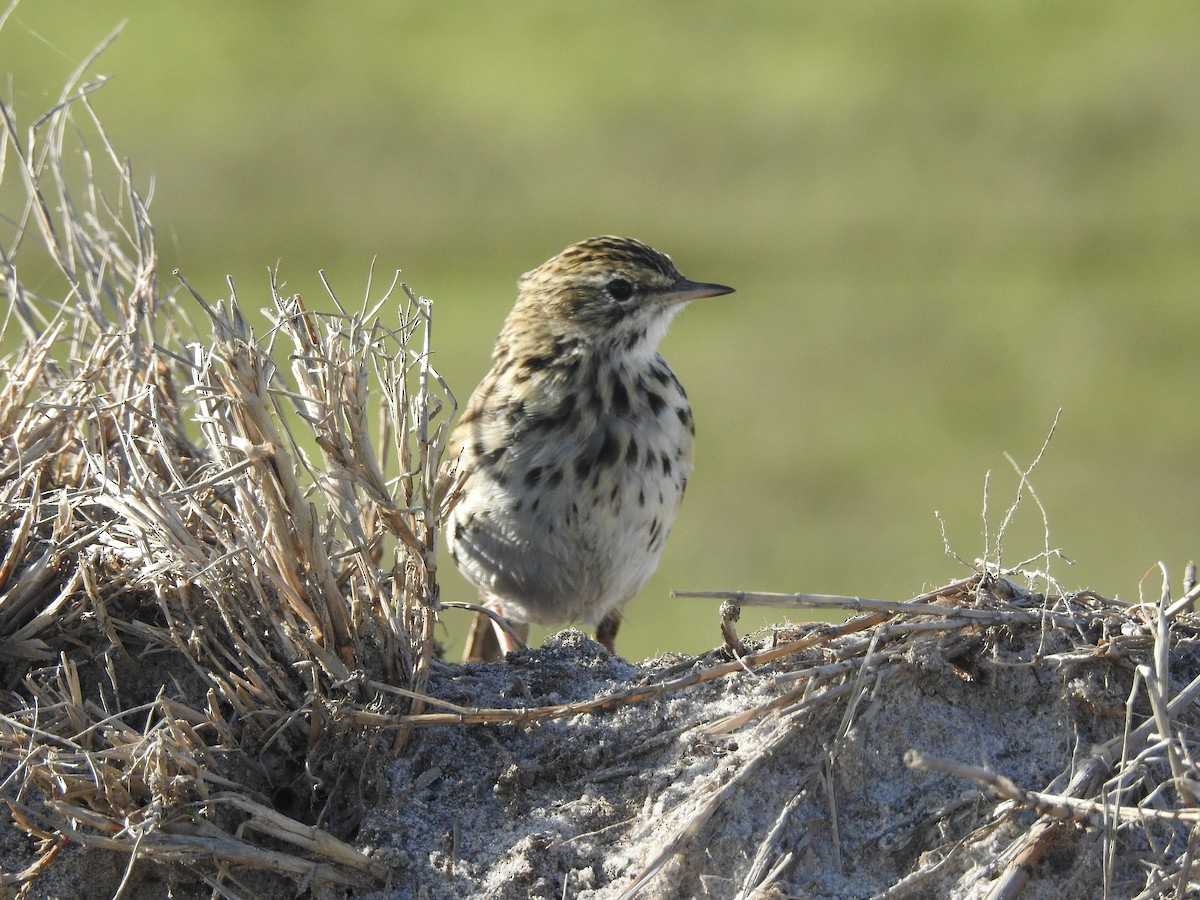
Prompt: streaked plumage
<box><xmin>446</xmin><ymin>237</ymin><xmax>733</xmax><ymax>661</ymax></box>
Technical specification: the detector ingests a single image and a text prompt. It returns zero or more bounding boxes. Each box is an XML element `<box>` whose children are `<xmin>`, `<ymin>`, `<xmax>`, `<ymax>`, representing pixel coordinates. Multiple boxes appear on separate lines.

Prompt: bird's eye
<box><xmin>606</xmin><ymin>278</ymin><xmax>634</xmax><ymax>302</ymax></box>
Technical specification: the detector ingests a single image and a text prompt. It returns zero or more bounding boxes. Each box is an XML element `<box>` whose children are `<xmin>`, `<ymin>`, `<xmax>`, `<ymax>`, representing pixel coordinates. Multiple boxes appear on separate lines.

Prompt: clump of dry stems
<box><xmin>669</xmin><ymin>572</ymin><xmax>1200</xmax><ymax>899</ymax></box>
<box><xmin>0</xmin><ymin>18</ymin><xmax>453</xmax><ymax>893</ymax></box>
<box><xmin>2</xmin><ymin>14</ymin><xmax>1199</xmax><ymax>900</ymax></box>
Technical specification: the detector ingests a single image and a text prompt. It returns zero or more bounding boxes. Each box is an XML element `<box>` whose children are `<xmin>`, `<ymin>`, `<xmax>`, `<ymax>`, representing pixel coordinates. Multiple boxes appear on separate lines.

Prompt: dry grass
<box><xmin>0</xmin><ymin>16</ymin><xmax>454</xmax><ymax>893</ymax></box>
<box><xmin>672</xmin><ymin>575</ymin><xmax>1200</xmax><ymax>899</ymax></box>
<box><xmin>2</xmin><ymin>15</ymin><xmax>1200</xmax><ymax>900</ymax></box>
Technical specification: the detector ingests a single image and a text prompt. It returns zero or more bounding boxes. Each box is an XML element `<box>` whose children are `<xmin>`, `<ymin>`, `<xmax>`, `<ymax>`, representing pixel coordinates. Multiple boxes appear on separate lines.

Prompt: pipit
<box><xmin>446</xmin><ymin>236</ymin><xmax>733</xmax><ymax>662</ymax></box>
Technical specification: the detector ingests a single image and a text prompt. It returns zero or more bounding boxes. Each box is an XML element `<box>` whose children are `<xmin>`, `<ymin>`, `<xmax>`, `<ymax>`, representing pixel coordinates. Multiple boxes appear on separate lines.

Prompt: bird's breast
<box><xmin>446</xmin><ymin>352</ymin><xmax>696</xmax><ymax>624</ymax></box>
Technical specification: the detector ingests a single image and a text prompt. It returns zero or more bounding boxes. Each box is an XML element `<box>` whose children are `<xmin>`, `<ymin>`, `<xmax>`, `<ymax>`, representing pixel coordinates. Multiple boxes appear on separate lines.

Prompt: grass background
<box><xmin>4</xmin><ymin>1</ymin><xmax>1198</xmax><ymax>660</ymax></box>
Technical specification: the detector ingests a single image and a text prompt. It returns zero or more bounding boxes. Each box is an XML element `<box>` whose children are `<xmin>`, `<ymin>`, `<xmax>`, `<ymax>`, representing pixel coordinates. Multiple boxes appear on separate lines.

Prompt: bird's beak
<box><xmin>661</xmin><ymin>279</ymin><xmax>735</xmax><ymax>304</ymax></box>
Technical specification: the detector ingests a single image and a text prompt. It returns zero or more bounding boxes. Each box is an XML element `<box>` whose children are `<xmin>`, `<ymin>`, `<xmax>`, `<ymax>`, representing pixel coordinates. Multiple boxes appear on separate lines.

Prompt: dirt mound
<box><xmin>330</xmin><ymin>582</ymin><xmax>1200</xmax><ymax>899</ymax></box>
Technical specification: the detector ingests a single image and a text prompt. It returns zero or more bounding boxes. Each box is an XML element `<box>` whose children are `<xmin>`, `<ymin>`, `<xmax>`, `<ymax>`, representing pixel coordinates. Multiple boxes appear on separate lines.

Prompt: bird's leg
<box><xmin>493</xmin><ymin>616</ymin><xmax>529</xmax><ymax>656</ymax></box>
<box><xmin>463</xmin><ymin>596</ymin><xmax>529</xmax><ymax>663</ymax></box>
<box><xmin>595</xmin><ymin>610</ymin><xmax>621</xmax><ymax>654</ymax></box>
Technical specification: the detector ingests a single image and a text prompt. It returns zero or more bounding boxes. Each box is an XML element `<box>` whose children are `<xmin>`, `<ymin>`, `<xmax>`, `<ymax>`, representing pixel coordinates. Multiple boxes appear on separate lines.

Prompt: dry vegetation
<box><xmin>0</xmin><ymin>24</ymin><xmax>456</xmax><ymax>894</ymax></box>
<box><xmin>2</xmin><ymin>21</ymin><xmax>1200</xmax><ymax>900</ymax></box>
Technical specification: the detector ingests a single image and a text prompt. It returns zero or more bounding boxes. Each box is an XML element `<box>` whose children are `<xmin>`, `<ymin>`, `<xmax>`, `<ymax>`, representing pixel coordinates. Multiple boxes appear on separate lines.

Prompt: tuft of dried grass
<box><xmin>650</xmin><ymin>573</ymin><xmax>1200</xmax><ymax>900</ymax></box>
<box><xmin>0</xmin><ymin>16</ymin><xmax>453</xmax><ymax>894</ymax></box>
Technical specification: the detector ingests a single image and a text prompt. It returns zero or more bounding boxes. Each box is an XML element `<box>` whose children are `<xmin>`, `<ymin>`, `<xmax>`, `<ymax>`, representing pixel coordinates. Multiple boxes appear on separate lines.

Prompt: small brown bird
<box><xmin>446</xmin><ymin>237</ymin><xmax>733</xmax><ymax>662</ymax></box>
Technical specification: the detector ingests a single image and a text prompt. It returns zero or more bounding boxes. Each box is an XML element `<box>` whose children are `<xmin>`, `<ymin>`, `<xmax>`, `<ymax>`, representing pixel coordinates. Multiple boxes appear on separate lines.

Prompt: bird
<box><xmin>444</xmin><ymin>236</ymin><xmax>733</xmax><ymax>662</ymax></box>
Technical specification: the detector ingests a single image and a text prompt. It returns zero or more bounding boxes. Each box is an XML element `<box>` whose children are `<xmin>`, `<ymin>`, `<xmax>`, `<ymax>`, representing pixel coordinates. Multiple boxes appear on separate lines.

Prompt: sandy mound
<box><xmin>331</xmin><ymin>582</ymin><xmax>1200</xmax><ymax>899</ymax></box>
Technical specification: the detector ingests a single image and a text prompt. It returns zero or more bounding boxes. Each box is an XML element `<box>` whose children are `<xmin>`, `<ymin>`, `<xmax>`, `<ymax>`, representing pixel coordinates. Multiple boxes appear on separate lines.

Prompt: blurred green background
<box><xmin>4</xmin><ymin>2</ymin><xmax>1198</xmax><ymax>661</ymax></box>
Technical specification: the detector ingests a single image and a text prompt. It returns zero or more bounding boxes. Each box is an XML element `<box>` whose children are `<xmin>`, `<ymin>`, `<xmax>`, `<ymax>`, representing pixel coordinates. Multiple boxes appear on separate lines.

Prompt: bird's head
<box><xmin>503</xmin><ymin>236</ymin><xmax>733</xmax><ymax>355</ymax></box>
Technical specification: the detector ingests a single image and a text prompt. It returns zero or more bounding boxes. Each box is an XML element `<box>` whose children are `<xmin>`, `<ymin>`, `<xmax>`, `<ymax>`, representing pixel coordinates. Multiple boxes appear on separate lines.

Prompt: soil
<box><xmin>324</xmin><ymin>617</ymin><xmax>1178</xmax><ymax>899</ymax></box>
<box><xmin>4</xmin><ymin>606</ymin><xmax>1196</xmax><ymax>900</ymax></box>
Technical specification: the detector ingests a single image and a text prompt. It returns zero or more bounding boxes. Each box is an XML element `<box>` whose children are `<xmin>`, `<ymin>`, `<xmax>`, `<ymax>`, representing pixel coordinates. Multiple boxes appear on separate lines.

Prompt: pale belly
<box><xmin>447</xmin><ymin>367</ymin><xmax>695</xmax><ymax>628</ymax></box>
